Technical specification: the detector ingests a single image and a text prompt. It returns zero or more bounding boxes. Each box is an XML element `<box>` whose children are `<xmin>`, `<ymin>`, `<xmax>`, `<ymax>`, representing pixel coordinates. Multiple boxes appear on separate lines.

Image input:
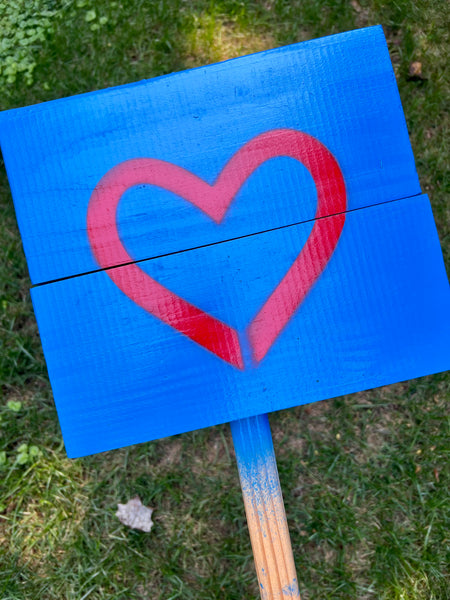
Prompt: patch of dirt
<box><xmin>159</xmin><ymin>440</ymin><xmax>183</xmax><ymax>467</ymax></box>
<box><xmin>350</xmin><ymin>0</ymin><xmax>371</xmax><ymax>28</ymax></box>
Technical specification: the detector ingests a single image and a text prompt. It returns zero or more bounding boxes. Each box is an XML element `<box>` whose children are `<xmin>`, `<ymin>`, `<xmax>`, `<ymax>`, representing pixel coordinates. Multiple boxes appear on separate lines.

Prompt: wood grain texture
<box><xmin>231</xmin><ymin>415</ymin><xmax>300</xmax><ymax>599</ymax></box>
<box><xmin>1</xmin><ymin>26</ymin><xmax>448</xmax><ymax>459</ymax></box>
<box><xmin>0</xmin><ymin>26</ymin><xmax>419</xmax><ymax>285</ymax></box>
<box><xmin>30</xmin><ymin>195</ymin><xmax>450</xmax><ymax>457</ymax></box>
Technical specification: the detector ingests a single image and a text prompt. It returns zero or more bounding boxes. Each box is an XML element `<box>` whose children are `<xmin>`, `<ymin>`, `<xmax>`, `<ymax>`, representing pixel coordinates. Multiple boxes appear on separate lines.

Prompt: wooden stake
<box><xmin>231</xmin><ymin>414</ymin><xmax>301</xmax><ymax>599</ymax></box>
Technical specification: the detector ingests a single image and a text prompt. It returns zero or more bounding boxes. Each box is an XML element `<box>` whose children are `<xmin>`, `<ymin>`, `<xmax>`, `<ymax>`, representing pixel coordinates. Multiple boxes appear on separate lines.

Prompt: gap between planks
<box><xmin>32</xmin><ymin>192</ymin><xmax>423</xmax><ymax>288</ymax></box>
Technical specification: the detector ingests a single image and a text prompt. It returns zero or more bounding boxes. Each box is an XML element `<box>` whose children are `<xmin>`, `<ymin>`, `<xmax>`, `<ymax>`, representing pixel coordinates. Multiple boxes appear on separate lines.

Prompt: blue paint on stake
<box><xmin>231</xmin><ymin>415</ymin><xmax>301</xmax><ymax>598</ymax></box>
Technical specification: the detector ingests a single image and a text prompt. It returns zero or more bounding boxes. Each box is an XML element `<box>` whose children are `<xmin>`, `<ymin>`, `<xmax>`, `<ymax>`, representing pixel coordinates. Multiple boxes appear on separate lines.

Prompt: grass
<box><xmin>0</xmin><ymin>1</ymin><xmax>449</xmax><ymax>598</ymax></box>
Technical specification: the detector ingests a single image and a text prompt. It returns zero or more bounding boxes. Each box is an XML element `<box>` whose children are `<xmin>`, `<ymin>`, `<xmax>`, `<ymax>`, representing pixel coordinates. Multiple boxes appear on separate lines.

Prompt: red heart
<box><xmin>87</xmin><ymin>129</ymin><xmax>346</xmax><ymax>369</ymax></box>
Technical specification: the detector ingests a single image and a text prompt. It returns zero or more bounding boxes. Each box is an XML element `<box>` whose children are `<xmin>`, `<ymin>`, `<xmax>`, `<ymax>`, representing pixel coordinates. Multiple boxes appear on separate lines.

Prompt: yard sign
<box><xmin>1</xmin><ymin>26</ymin><xmax>449</xmax><ymax>598</ymax></box>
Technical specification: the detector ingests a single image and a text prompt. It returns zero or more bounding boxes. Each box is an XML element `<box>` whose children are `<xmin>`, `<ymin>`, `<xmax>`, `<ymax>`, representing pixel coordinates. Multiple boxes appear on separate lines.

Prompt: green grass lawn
<box><xmin>1</xmin><ymin>1</ymin><xmax>449</xmax><ymax>598</ymax></box>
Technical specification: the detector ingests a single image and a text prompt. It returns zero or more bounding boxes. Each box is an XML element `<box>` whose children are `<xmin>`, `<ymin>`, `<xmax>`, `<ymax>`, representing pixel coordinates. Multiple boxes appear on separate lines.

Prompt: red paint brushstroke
<box><xmin>87</xmin><ymin>129</ymin><xmax>346</xmax><ymax>367</ymax></box>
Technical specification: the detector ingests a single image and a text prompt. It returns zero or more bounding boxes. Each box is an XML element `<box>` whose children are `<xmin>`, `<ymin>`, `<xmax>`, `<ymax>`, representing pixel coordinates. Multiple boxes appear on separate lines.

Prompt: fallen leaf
<box><xmin>408</xmin><ymin>61</ymin><xmax>426</xmax><ymax>80</ymax></box>
<box><xmin>116</xmin><ymin>496</ymin><xmax>154</xmax><ymax>532</ymax></box>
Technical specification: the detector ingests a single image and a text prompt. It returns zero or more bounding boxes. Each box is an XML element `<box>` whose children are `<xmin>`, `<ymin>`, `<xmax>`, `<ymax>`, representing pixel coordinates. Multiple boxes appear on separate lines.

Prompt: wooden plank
<box><xmin>1</xmin><ymin>26</ymin><xmax>420</xmax><ymax>285</ymax></box>
<box><xmin>30</xmin><ymin>194</ymin><xmax>450</xmax><ymax>457</ymax></box>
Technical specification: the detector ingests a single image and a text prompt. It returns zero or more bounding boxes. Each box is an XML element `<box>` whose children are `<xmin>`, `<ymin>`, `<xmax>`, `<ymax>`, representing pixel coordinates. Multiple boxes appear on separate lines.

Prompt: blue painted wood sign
<box><xmin>1</xmin><ymin>26</ymin><xmax>449</xmax><ymax>459</ymax></box>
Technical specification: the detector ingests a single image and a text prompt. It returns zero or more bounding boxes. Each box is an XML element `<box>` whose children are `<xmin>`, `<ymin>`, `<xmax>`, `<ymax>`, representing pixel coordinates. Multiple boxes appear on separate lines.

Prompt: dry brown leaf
<box><xmin>408</xmin><ymin>61</ymin><xmax>426</xmax><ymax>80</ymax></box>
<box><xmin>116</xmin><ymin>496</ymin><xmax>154</xmax><ymax>532</ymax></box>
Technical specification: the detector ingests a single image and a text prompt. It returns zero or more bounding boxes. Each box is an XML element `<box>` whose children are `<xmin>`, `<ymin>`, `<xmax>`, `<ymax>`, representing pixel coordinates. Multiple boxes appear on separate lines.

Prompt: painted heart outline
<box><xmin>87</xmin><ymin>129</ymin><xmax>346</xmax><ymax>369</ymax></box>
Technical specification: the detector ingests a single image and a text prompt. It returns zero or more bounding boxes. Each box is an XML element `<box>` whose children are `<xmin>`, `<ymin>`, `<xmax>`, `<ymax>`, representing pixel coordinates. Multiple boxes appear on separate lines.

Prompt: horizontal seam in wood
<box><xmin>31</xmin><ymin>192</ymin><xmax>423</xmax><ymax>288</ymax></box>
